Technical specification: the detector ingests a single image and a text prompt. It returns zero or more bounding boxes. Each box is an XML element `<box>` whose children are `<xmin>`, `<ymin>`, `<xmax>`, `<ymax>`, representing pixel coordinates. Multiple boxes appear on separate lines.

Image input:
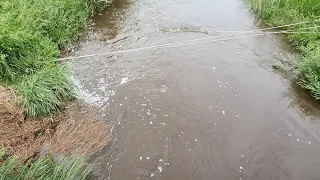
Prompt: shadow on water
<box><xmin>286</xmin><ymin>79</ymin><xmax>320</xmax><ymax>120</ymax></box>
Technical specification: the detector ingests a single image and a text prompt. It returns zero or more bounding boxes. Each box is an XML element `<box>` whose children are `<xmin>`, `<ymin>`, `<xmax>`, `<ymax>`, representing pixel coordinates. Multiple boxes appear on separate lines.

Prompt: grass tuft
<box><xmin>16</xmin><ymin>66</ymin><xmax>74</xmax><ymax>118</ymax></box>
<box><xmin>0</xmin><ymin>152</ymin><xmax>92</xmax><ymax>180</ymax></box>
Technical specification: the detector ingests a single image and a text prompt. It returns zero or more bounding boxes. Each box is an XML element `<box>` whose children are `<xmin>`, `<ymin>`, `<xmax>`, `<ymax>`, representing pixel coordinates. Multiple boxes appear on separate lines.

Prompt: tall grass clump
<box><xmin>0</xmin><ymin>151</ymin><xmax>92</xmax><ymax>180</ymax></box>
<box><xmin>16</xmin><ymin>66</ymin><xmax>74</xmax><ymax>118</ymax></box>
<box><xmin>246</xmin><ymin>0</ymin><xmax>320</xmax><ymax>99</ymax></box>
<box><xmin>0</xmin><ymin>0</ymin><xmax>110</xmax><ymax>117</ymax></box>
<box><xmin>0</xmin><ymin>26</ymin><xmax>58</xmax><ymax>82</ymax></box>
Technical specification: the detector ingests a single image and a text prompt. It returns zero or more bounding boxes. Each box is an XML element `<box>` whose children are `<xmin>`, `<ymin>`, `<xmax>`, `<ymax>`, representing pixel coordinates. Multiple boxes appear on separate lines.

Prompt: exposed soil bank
<box><xmin>0</xmin><ymin>86</ymin><xmax>111</xmax><ymax>159</ymax></box>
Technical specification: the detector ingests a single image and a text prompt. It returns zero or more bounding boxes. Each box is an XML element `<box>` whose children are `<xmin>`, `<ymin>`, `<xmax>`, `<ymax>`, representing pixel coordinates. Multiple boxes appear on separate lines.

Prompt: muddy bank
<box><xmin>0</xmin><ymin>86</ymin><xmax>111</xmax><ymax>159</ymax></box>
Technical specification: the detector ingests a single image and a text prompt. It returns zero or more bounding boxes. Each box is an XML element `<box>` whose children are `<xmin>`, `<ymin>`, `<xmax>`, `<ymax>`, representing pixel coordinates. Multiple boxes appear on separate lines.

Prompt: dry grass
<box><xmin>0</xmin><ymin>86</ymin><xmax>111</xmax><ymax>159</ymax></box>
<box><xmin>0</xmin><ymin>87</ymin><xmax>24</xmax><ymax>123</ymax></box>
<box><xmin>49</xmin><ymin>103</ymin><xmax>111</xmax><ymax>157</ymax></box>
<box><xmin>0</xmin><ymin>87</ymin><xmax>49</xmax><ymax>158</ymax></box>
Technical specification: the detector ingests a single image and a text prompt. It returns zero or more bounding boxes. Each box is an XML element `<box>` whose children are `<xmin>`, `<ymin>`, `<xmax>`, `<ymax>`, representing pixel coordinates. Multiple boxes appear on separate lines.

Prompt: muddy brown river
<box><xmin>70</xmin><ymin>0</ymin><xmax>320</xmax><ymax>179</ymax></box>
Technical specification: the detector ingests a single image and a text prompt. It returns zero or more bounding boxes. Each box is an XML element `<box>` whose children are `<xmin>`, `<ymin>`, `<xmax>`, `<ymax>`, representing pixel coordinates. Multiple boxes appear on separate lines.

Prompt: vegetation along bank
<box><xmin>246</xmin><ymin>0</ymin><xmax>320</xmax><ymax>99</ymax></box>
<box><xmin>0</xmin><ymin>0</ymin><xmax>112</xmax><ymax>179</ymax></box>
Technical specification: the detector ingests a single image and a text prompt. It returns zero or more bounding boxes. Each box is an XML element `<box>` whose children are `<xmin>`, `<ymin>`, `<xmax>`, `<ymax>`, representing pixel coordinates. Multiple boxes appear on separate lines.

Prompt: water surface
<box><xmin>71</xmin><ymin>0</ymin><xmax>320</xmax><ymax>179</ymax></box>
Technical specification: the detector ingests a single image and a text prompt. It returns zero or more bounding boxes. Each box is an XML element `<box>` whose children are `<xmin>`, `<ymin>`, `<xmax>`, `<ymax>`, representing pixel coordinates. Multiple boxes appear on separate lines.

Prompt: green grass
<box><xmin>0</xmin><ymin>0</ymin><xmax>110</xmax><ymax>117</ymax></box>
<box><xmin>0</xmin><ymin>151</ymin><xmax>92</xmax><ymax>180</ymax></box>
<box><xmin>16</xmin><ymin>66</ymin><xmax>74</xmax><ymax>118</ymax></box>
<box><xmin>246</xmin><ymin>0</ymin><xmax>320</xmax><ymax>99</ymax></box>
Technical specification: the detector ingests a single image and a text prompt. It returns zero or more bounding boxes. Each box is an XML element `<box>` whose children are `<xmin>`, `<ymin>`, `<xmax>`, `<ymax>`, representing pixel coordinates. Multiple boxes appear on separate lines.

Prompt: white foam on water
<box><xmin>120</xmin><ymin>77</ymin><xmax>129</xmax><ymax>85</ymax></box>
<box><xmin>160</xmin><ymin>85</ymin><xmax>167</xmax><ymax>93</ymax></box>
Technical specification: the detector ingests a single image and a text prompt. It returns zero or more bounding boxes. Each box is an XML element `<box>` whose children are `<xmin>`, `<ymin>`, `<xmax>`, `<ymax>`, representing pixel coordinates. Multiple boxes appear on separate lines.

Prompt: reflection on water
<box><xmin>286</xmin><ymin>80</ymin><xmax>320</xmax><ymax>119</ymax></box>
<box><xmin>71</xmin><ymin>0</ymin><xmax>320</xmax><ymax>179</ymax></box>
<box><xmin>92</xmin><ymin>0</ymin><xmax>131</xmax><ymax>40</ymax></box>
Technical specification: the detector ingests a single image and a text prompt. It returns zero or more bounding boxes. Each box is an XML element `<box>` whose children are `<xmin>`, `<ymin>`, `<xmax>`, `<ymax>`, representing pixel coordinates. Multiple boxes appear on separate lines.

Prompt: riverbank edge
<box><xmin>0</xmin><ymin>0</ymin><xmax>114</xmax><ymax>179</ymax></box>
<box><xmin>245</xmin><ymin>0</ymin><xmax>320</xmax><ymax>99</ymax></box>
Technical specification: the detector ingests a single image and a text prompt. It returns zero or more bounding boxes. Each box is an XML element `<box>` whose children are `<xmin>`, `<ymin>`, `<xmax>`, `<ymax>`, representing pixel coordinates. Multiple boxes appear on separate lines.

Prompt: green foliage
<box><xmin>0</xmin><ymin>25</ymin><xmax>58</xmax><ymax>82</ymax></box>
<box><xmin>246</xmin><ymin>0</ymin><xmax>320</xmax><ymax>99</ymax></box>
<box><xmin>299</xmin><ymin>42</ymin><xmax>320</xmax><ymax>99</ymax></box>
<box><xmin>16</xmin><ymin>66</ymin><xmax>74</xmax><ymax>118</ymax></box>
<box><xmin>0</xmin><ymin>153</ymin><xmax>92</xmax><ymax>180</ymax></box>
<box><xmin>0</xmin><ymin>0</ymin><xmax>109</xmax><ymax>117</ymax></box>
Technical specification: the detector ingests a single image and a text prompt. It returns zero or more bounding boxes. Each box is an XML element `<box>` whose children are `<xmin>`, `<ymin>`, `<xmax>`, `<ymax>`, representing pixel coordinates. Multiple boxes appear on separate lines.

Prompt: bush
<box><xmin>17</xmin><ymin>66</ymin><xmax>74</xmax><ymax>118</ymax></box>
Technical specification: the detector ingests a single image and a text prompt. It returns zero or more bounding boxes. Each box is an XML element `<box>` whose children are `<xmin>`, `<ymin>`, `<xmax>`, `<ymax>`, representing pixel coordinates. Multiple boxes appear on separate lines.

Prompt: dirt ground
<box><xmin>0</xmin><ymin>86</ymin><xmax>111</xmax><ymax>159</ymax></box>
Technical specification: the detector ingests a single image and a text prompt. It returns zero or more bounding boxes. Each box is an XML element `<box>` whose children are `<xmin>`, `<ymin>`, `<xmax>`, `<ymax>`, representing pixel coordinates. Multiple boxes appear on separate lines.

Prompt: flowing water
<box><xmin>70</xmin><ymin>0</ymin><xmax>320</xmax><ymax>179</ymax></box>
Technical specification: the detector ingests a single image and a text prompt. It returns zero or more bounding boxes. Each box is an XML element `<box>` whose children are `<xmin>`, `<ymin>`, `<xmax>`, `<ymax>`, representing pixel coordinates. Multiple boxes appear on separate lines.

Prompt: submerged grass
<box><xmin>0</xmin><ymin>150</ymin><xmax>92</xmax><ymax>180</ymax></box>
<box><xmin>246</xmin><ymin>0</ymin><xmax>320</xmax><ymax>99</ymax></box>
<box><xmin>0</xmin><ymin>0</ymin><xmax>110</xmax><ymax>117</ymax></box>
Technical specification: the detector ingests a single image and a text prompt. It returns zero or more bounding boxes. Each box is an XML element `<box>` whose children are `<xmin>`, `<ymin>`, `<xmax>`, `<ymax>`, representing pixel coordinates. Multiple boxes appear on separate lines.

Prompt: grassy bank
<box><xmin>0</xmin><ymin>0</ymin><xmax>109</xmax><ymax>117</ymax></box>
<box><xmin>0</xmin><ymin>0</ymin><xmax>112</xmax><ymax>179</ymax></box>
<box><xmin>246</xmin><ymin>0</ymin><xmax>320</xmax><ymax>99</ymax></box>
<box><xmin>0</xmin><ymin>86</ymin><xmax>111</xmax><ymax>179</ymax></box>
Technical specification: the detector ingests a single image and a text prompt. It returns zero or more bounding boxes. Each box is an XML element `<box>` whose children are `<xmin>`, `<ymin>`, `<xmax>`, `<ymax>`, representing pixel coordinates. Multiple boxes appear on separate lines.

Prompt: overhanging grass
<box><xmin>0</xmin><ymin>0</ymin><xmax>110</xmax><ymax>117</ymax></box>
<box><xmin>246</xmin><ymin>0</ymin><xmax>320</xmax><ymax>99</ymax></box>
<box><xmin>298</xmin><ymin>42</ymin><xmax>320</xmax><ymax>99</ymax></box>
<box><xmin>16</xmin><ymin>66</ymin><xmax>74</xmax><ymax>118</ymax></box>
<box><xmin>0</xmin><ymin>151</ymin><xmax>92</xmax><ymax>180</ymax></box>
